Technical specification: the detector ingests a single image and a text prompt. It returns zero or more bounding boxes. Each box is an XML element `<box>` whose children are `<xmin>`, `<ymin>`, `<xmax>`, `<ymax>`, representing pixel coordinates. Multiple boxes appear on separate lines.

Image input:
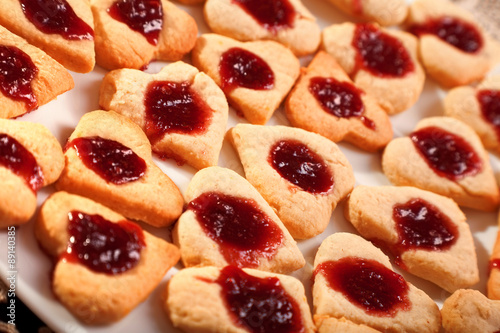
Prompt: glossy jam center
<box><xmin>0</xmin><ymin>45</ymin><xmax>39</xmax><ymax>110</ymax></box>
<box><xmin>478</xmin><ymin>89</ymin><xmax>500</xmax><ymax>140</ymax></box>
<box><xmin>314</xmin><ymin>257</ymin><xmax>411</xmax><ymax>316</ymax></box>
<box><xmin>63</xmin><ymin>211</ymin><xmax>145</xmax><ymax>275</ymax></box>
<box><xmin>0</xmin><ymin>133</ymin><xmax>43</xmax><ymax>192</ymax></box>
<box><xmin>108</xmin><ymin>0</ymin><xmax>163</xmax><ymax>45</ymax></box>
<box><xmin>309</xmin><ymin>76</ymin><xmax>375</xmax><ymax>129</ymax></box>
<box><xmin>353</xmin><ymin>23</ymin><xmax>414</xmax><ymax>78</ymax></box>
<box><xmin>269</xmin><ymin>139</ymin><xmax>334</xmax><ymax>194</ymax></box>
<box><xmin>215</xmin><ymin>266</ymin><xmax>304</xmax><ymax>333</ymax></box>
<box><xmin>188</xmin><ymin>192</ymin><xmax>284</xmax><ymax>268</ymax></box>
<box><xmin>410</xmin><ymin>126</ymin><xmax>482</xmax><ymax>181</ymax></box>
<box><xmin>66</xmin><ymin>136</ymin><xmax>146</xmax><ymax>185</ymax></box>
<box><xmin>20</xmin><ymin>0</ymin><xmax>94</xmax><ymax>40</ymax></box>
<box><xmin>219</xmin><ymin>47</ymin><xmax>274</xmax><ymax>92</ymax></box>
<box><xmin>232</xmin><ymin>0</ymin><xmax>295</xmax><ymax>32</ymax></box>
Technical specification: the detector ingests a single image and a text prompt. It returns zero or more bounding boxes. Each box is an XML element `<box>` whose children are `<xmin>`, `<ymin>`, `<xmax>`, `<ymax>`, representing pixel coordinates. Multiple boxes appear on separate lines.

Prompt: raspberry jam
<box><xmin>0</xmin><ymin>133</ymin><xmax>43</xmax><ymax>192</ymax></box>
<box><xmin>20</xmin><ymin>0</ymin><xmax>94</xmax><ymax>40</ymax></box>
<box><xmin>232</xmin><ymin>0</ymin><xmax>295</xmax><ymax>32</ymax></box>
<box><xmin>213</xmin><ymin>266</ymin><xmax>305</xmax><ymax>333</ymax></box>
<box><xmin>108</xmin><ymin>0</ymin><xmax>163</xmax><ymax>45</ymax></box>
<box><xmin>219</xmin><ymin>47</ymin><xmax>274</xmax><ymax>92</ymax></box>
<box><xmin>62</xmin><ymin>211</ymin><xmax>145</xmax><ymax>274</ymax></box>
<box><xmin>353</xmin><ymin>23</ymin><xmax>414</xmax><ymax>78</ymax></box>
<box><xmin>477</xmin><ymin>89</ymin><xmax>500</xmax><ymax>140</ymax></box>
<box><xmin>314</xmin><ymin>257</ymin><xmax>411</xmax><ymax>316</ymax></box>
<box><xmin>410</xmin><ymin>126</ymin><xmax>482</xmax><ymax>181</ymax></box>
<box><xmin>188</xmin><ymin>192</ymin><xmax>284</xmax><ymax>268</ymax></box>
<box><xmin>309</xmin><ymin>77</ymin><xmax>375</xmax><ymax>129</ymax></box>
<box><xmin>490</xmin><ymin>259</ymin><xmax>500</xmax><ymax>274</ymax></box>
<box><xmin>0</xmin><ymin>45</ymin><xmax>39</xmax><ymax>110</ymax></box>
<box><xmin>409</xmin><ymin>16</ymin><xmax>483</xmax><ymax>53</ymax></box>
<box><xmin>66</xmin><ymin>136</ymin><xmax>146</xmax><ymax>185</ymax></box>
<box><xmin>144</xmin><ymin>80</ymin><xmax>212</xmax><ymax>144</ymax></box>
<box><xmin>269</xmin><ymin>139</ymin><xmax>334</xmax><ymax>194</ymax></box>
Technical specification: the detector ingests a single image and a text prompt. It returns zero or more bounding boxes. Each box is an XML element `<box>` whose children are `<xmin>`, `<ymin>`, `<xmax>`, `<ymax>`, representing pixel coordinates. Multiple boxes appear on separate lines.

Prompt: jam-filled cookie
<box><xmin>227</xmin><ymin>124</ymin><xmax>355</xmax><ymax>239</ymax></box>
<box><xmin>99</xmin><ymin>61</ymin><xmax>228</xmax><ymax>169</ymax></box>
<box><xmin>192</xmin><ymin>34</ymin><xmax>300</xmax><ymax>125</ymax></box>
<box><xmin>0</xmin><ymin>120</ymin><xmax>64</xmax><ymax>227</ymax></box>
<box><xmin>203</xmin><ymin>0</ymin><xmax>321</xmax><ymax>56</ymax></box>
<box><xmin>345</xmin><ymin>185</ymin><xmax>478</xmax><ymax>292</ymax></box>
<box><xmin>0</xmin><ymin>26</ymin><xmax>74</xmax><ymax>119</ymax></box>
<box><xmin>382</xmin><ymin>117</ymin><xmax>500</xmax><ymax>211</ymax></box>
<box><xmin>285</xmin><ymin>51</ymin><xmax>393</xmax><ymax>151</ymax></box>
<box><xmin>488</xmin><ymin>213</ymin><xmax>500</xmax><ymax>300</ymax></box>
<box><xmin>90</xmin><ymin>0</ymin><xmax>197</xmax><ymax>70</ymax></box>
<box><xmin>35</xmin><ymin>191</ymin><xmax>180</xmax><ymax>324</ymax></box>
<box><xmin>313</xmin><ymin>233</ymin><xmax>441</xmax><ymax>333</ymax></box>
<box><xmin>322</xmin><ymin>22</ymin><xmax>425</xmax><ymax>115</ymax></box>
<box><xmin>314</xmin><ymin>316</ymin><xmax>381</xmax><ymax>333</ymax></box>
<box><xmin>0</xmin><ymin>0</ymin><xmax>95</xmax><ymax>73</ymax></box>
<box><xmin>165</xmin><ymin>266</ymin><xmax>315</xmax><ymax>333</ymax></box>
<box><xmin>173</xmin><ymin>166</ymin><xmax>305</xmax><ymax>273</ymax></box>
<box><xmin>325</xmin><ymin>0</ymin><xmax>408</xmax><ymax>26</ymax></box>
<box><xmin>56</xmin><ymin>110</ymin><xmax>184</xmax><ymax>227</ymax></box>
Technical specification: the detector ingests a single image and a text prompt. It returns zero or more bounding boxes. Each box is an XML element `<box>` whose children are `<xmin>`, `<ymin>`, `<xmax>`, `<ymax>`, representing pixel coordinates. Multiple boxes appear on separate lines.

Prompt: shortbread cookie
<box><xmin>488</xmin><ymin>213</ymin><xmax>500</xmax><ymax>300</ymax></box>
<box><xmin>315</xmin><ymin>316</ymin><xmax>381</xmax><ymax>333</ymax></box>
<box><xmin>56</xmin><ymin>110</ymin><xmax>183</xmax><ymax>227</ymax></box>
<box><xmin>192</xmin><ymin>34</ymin><xmax>300</xmax><ymax>125</ymax></box>
<box><xmin>285</xmin><ymin>51</ymin><xmax>393</xmax><ymax>151</ymax></box>
<box><xmin>173</xmin><ymin>166</ymin><xmax>305</xmax><ymax>273</ymax></box>
<box><xmin>99</xmin><ymin>61</ymin><xmax>228</xmax><ymax>169</ymax></box>
<box><xmin>0</xmin><ymin>26</ymin><xmax>74</xmax><ymax>119</ymax></box>
<box><xmin>441</xmin><ymin>289</ymin><xmax>500</xmax><ymax>333</ymax></box>
<box><xmin>382</xmin><ymin>117</ymin><xmax>500</xmax><ymax>211</ymax></box>
<box><xmin>0</xmin><ymin>120</ymin><xmax>64</xmax><ymax>227</ymax></box>
<box><xmin>325</xmin><ymin>0</ymin><xmax>408</xmax><ymax>26</ymax></box>
<box><xmin>406</xmin><ymin>0</ymin><xmax>498</xmax><ymax>88</ymax></box>
<box><xmin>345</xmin><ymin>185</ymin><xmax>478</xmax><ymax>292</ymax></box>
<box><xmin>0</xmin><ymin>0</ymin><xmax>95</xmax><ymax>73</ymax></box>
<box><xmin>203</xmin><ymin>0</ymin><xmax>321</xmax><ymax>56</ymax></box>
<box><xmin>35</xmin><ymin>191</ymin><xmax>180</xmax><ymax>324</ymax></box>
<box><xmin>313</xmin><ymin>233</ymin><xmax>441</xmax><ymax>333</ymax></box>
<box><xmin>91</xmin><ymin>0</ymin><xmax>197</xmax><ymax>70</ymax></box>
<box><xmin>228</xmin><ymin>124</ymin><xmax>355</xmax><ymax>239</ymax></box>
<box><xmin>444</xmin><ymin>75</ymin><xmax>500</xmax><ymax>154</ymax></box>
<box><xmin>322</xmin><ymin>22</ymin><xmax>425</xmax><ymax>115</ymax></box>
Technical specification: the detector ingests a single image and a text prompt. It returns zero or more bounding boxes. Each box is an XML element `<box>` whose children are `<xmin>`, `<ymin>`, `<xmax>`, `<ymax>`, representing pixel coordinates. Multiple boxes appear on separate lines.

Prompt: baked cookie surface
<box><xmin>488</xmin><ymin>212</ymin><xmax>500</xmax><ymax>300</ymax></box>
<box><xmin>325</xmin><ymin>0</ymin><xmax>408</xmax><ymax>26</ymax></box>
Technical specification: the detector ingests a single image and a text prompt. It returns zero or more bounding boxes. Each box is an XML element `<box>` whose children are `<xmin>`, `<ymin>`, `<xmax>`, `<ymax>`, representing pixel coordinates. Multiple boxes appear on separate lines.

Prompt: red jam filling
<box><xmin>410</xmin><ymin>126</ymin><xmax>482</xmax><ymax>181</ymax></box>
<box><xmin>232</xmin><ymin>0</ymin><xmax>295</xmax><ymax>32</ymax></box>
<box><xmin>66</xmin><ymin>136</ymin><xmax>146</xmax><ymax>185</ymax></box>
<box><xmin>214</xmin><ymin>266</ymin><xmax>305</xmax><ymax>333</ymax></box>
<box><xmin>188</xmin><ymin>192</ymin><xmax>284</xmax><ymax>268</ymax></box>
<box><xmin>314</xmin><ymin>257</ymin><xmax>411</xmax><ymax>316</ymax></box>
<box><xmin>490</xmin><ymin>259</ymin><xmax>500</xmax><ymax>275</ymax></box>
<box><xmin>352</xmin><ymin>0</ymin><xmax>363</xmax><ymax>14</ymax></box>
<box><xmin>0</xmin><ymin>133</ymin><xmax>43</xmax><ymax>192</ymax></box>
<box><xmin>108</xmin><ymin>0</ymin><xmax>163</xmax><ymax>45</ymax></box>
<box><xmin>309</xmin><ymin>76</ymin><xmax>375</xmax><ymax>129</ymax></box>
<box><xmin>409</xmin><ymin>16</ymin><xmax>483</xmax><ymax>53</ymax></box>
<box><xmin>219</xmin><ymin>47</ymin><xmax>274</xmax><ymax>92</ymax></box>
<box><xmin>20</xmin><ymin>0</ymin><xmax>94</xmax><ymax>40</ymax></box>
<box><xmin>477</xmin><ymin>89</ymin><xmax>500</xmax><ymax>140</ymax></box>
<box><xmin>144</xmin><ymin>80</ymin><xmax>212</xmax><ymax>144</ymax></box>
<box><xmin>269</xmin><ymin>139</ymin><xmax>334</xmax><ymax>194</ymax></box>
<box><xmin>0</xmin><ymin>45</ymin><xmax>39</xmax><ymax>110</ymax></box>
<box><xmin>353</xmin><ymin>23</ymin><xmax>414</xmax><ymax>78</ymax></box>
<box><xmin>62</xmin><ymin>211</ymin><xmax>145</xmax><ymax>275</ymax></box>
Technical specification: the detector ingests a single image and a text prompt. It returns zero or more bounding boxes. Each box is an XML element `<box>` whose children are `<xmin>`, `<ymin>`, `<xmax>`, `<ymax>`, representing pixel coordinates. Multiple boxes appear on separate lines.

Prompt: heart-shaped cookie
<box><xmin>324</xmin><ymin>0</ymin><xmax>408</xmax><ymax>26</ymax></box>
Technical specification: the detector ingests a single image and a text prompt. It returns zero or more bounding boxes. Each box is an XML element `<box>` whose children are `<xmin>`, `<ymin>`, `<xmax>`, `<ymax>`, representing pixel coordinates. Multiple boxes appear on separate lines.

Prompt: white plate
<box><xmin>1</xmin><ymin>1</ymin><xmax>499</xmax><ymax>332</ymax></box>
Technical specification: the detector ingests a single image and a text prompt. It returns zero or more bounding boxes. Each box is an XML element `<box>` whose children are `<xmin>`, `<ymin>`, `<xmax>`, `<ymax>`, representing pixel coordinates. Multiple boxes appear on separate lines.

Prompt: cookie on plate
<box><xmin>173</xmin><ymin>166</ymin><xmax>305</xmax><ymax>274</ymax></box>
<box><xmin>382</xmin><ymin>117</ymin><xmax>500</xmax><ymax>211</ymax></box>
<box><xmin>99</xmin><ymin>61</ymin><xmax>228</xmax><ymax>169</ymax></box>
<box><xmin>0</xmin><ymin>26</ymin><xmax>74</xmax><ymax>119</ymax></box>
<box><xmin>324</xmin><ymin>0</ymin><xmax>408</xmax><ymax>26</ymax></box>
<box><xmin>227</xmin><ymin>124</ymin><xmax>355</xmax><ymax>239</ymax></box>
<box><xmin>0</xmin><ymin>120</ymin><xmax>64</xmax><ymax>227</ymax></box>
<box><xmin>313</xmin><ymin>233</ymin><xmax>441</xmax><ymax>333</ymax></box>
<box><xmin>285</xmin><ymin>51</ymin><xmax>393</xmax><ymax>151</ymax></box>
<box><xmin>35</xmin><ymin>191</ymin><xmax>180</xmax><ymax>324</ymax></box>
<box><xmin>56</xmin><ymin>110</ymin><xmax>184</xmax><ymax>227</ymax></box>
<box><xmin>322</xmin><ymin>22</ymin><xmax>425</xmax><ymax>115</ymax></box>
<box><xmin>91</xmin><ymin>0</ymin><xmax>197</xmax><ymax>70</ymax></box>
<box><xmin>345</xmin><ymin>185</ymin><xmax>478</xmax><ymax>292</ymax></box>
<box><xmin>203</xmin><ymin>0</ymin><xmax>321</xmax><ymax>56</ymax></box>
<box><xmin>192</xmin><ymin>33</ymin><xmax>300</xmax><ymax>125</ymax></box>
<box><xmin>488</xmin><ymin>212</ymin><xmax>500</xmax><ymax>300</ymax></box>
